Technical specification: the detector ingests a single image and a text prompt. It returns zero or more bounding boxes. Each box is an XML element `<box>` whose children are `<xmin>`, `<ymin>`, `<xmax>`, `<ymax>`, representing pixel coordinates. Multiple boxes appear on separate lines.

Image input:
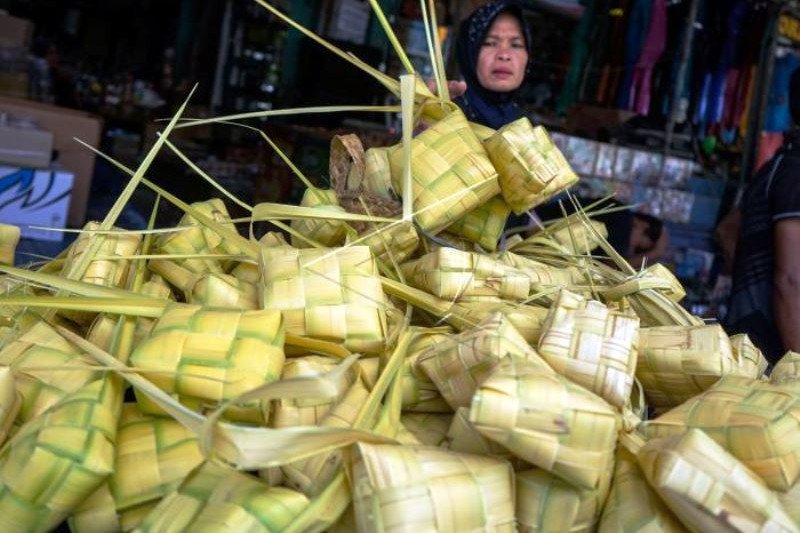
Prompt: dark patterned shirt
<box><xmin>726</xmin><ymin>130</ymin><xmax>800</xmax><ymax>362</ymax></box>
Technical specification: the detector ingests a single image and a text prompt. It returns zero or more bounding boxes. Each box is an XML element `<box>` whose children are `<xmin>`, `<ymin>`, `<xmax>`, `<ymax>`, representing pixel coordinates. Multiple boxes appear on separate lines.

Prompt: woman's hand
<box><xmin>425</xmin><ymin>79</ymin><xmax>468</xmax><ymax>98</ymax></box>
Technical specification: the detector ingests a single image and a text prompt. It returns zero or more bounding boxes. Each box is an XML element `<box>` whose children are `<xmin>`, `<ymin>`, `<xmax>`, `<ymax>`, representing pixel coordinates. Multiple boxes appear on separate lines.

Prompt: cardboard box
<box><xmin>0</xmin><ymin>71</ymin><xmax>28</xmax><ymax>99</ymax></box>
<box><xmin>0</xmin><ymin>14</ymin><xmax>33</xmax><ymax>48</ymax></box>
<box><xmin>0</xmin><ymin>166</ymin><xmax>74</xmax><ymax>241</ymax></box>
<box><xmin>0</xmin><ymin>96</ymin><xmax>103</xmax><ymax>226</ymax></box>
<box><xmin>0</xmin><ymin>123</ymin><xmax>53</xmax><ymax>168</ymax></box>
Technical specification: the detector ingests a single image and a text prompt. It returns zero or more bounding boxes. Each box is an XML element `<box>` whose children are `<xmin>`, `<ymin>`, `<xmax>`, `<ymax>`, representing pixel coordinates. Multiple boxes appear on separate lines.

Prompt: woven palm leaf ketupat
<box><xmin>484</xmin><ymin>118</ymin><xmax>578</xmax><ymax>214</ymax></box>
<box><xmin>147</xmin><ymin>258</ymin><xmax>198</xmax><ymax>295</ymax></box>
<box><xmin>516</xmin><ymin>468</ymin><xmax>611</xmax><ymax>533</ymax></box>
<box><xmin>498</xmin><ymin>252</ymin><xmax>583</xmax><ymax>298</ymax></box>
<box><xmin>86</xmin><ymin>314</ymin><xmax>118</xmax><ymax>352</ymax></box>
<box><xmin>597</xmin><ymin>447</ymin><xmax>685</xmax><ymax>533</ymax></box>
<box><xmin>469</xmin><ymin>121</ymin><xmax>496</xmax><ymax>141</ymax></box>
<box><xmin>636</xmin><ymin>324</ymin><xmax>737</xmax><ymax>411</ymax></box>
<box><xmin>129</xmin><ymin>303</ymin><xmax>285</xmax><ymax>424</ymax></box>
<box><xmin>445</xmin><ymin>407</ymin><xmax>528</xmax><ymax>469</ymax></box>
<box><xmin>418</xmin><ymin>312</ymin><xmax>552</xmax><ymax>410</ymax></box>
<box><xmin>0</xmin><ymin>224</ymin><xmax>20</xmax><ymax>265</ymax></box>
<box><xmin>470</xmin><ymin>357</ymin><xmax>620</xmax><ymax>490</ymax></box>
<box><xmin>290</xmin><ymin>188</ymin><xmax>348</xmax><ymax>248</ymax></box>
<box><xmin>772</xmin><ymin>352</ymin><xmax>800</xmax><ymax>384</ymax></box>
<box><xmin>71</xmin><ymin>403</ymin><xmax>204</xmax><ymax>531</ymax></box>
<box><xmin>351</xmin><ymin>443</ymin><xmax>516</xmax><ymax>532</ymax></box>
<box><xmin>358</xmin><ymin>221</ymin><xmax>419</xmax><ymax>267</ymax></box>
<box><xmin>0</xmin><ymin>321</ymin><xmax>97</xmax><ymax>425</ymax></box>
<box><xmin>388</xmin><ymin>105</ymin><xmax>500</xmax><ymax>234</ymax></box>
<box><xmin>600</xmin><ymin>264</ymin><xmax>697</xmax><ymax>328</ymax></box>
<box><xmin>778</xmin><ymin>477</ymin><xmax>800</xmax><ymax>527</ymax></box>
<box><xmin>402</xmin><ymin>327</ymin><xmax>452</xmax><ymax>413</ymax></box>
<box><xmin>132</xmin><ymin>274</ymin><xmax>174</xmax><ymax>345</ymax></box>
<box><xmin>356</xmin><ymin>356</ymin><xmax>381</xmax><ymax>390</ymax></box>
<box><xmin>134</xmin><ymin>461</ymin><xmax>310</xmax><ymax>533</ymax></box>
<box><xmin>259</xmin><ymin>230</ymin><xmax>291</xmax><ymax>248</ymax></box>
<box><xmin>230</xmin><ymin>233</ymin><xmax>291</xmax><ymax>286</ymax></box>
<box><xmin>453</xmin><ymin>299</ymin><xmax>549</xmax><ymax>344</ymax></box>
<box><xmin>600</xmin><ymin>264</ymin><xmax>701</xmax><ymax>328</ymax></box>
<box><xmin>281</xmin><ymin>376</ymin><xmax>372</xmax><ymax>495</ymax></box>
<box><xmin>379</xmin><ymin>275</ymin><xmax>548</xmax><ymax>343</ymax></box>
<box><xmin>537</xmin><ymin>290</ymin><xmax>640</xmax><ymax>408</ymax></box>
<box><xmin>153</xmin><ymin>198</ymin><xmax>232</xmax><ymax>276</ymax></box>
<box><xmin>445</xmin><ymin>195</ymin><xmax>511</xmax><ymax>252</ymax></box>
<box><xmin>601</xmin><ymin>263</ymin><xmax>687</xmax><ymax>305</ymax></box>
<box><xmin>0</xmin><ymin>377</ymin><xmax>121</xmax><ymax>533</ymax></box>
<box><xmin>0</xmin><ymin>276</ymin><xmax>34</xmax><ymax>333</ymax></box>
<box><xmin>189</xmin><ymin>272</ymin><xmax>259</xmax><ymax>310</ymax></box>
<box><xmin>396</xmin><ymin>413</ymin><xmax>452</xmax><ymax>446</ymax></box>
<box><xmin>110</xmin><ymin>405</ymin><xmax>204</xmax><ymax>509</ymax></box>
<box><xmin>259</xmin><ymin>245</ymin><xmax>387</xmax><ymax>355</ymax></box>
<box><xmin>642</xmin><ymin>376</ymin><xmax>800</xmax><ymax>491</ymax></box>
<box><xmin>0</xmin><ymin>367</ymin><xmax>18</xmax><ymax>446</ymax></box>
<box><xmin>401</xmin><ymin>247</ymin><xmax>530</xmax><ymax>303</ymax></box>
<box><xmin>729</xmin><ymin>333</ymin><xmax>768</xmax><ymax>378</ymax></box>
<box><xmin>272</xmin><ymin>355</ymin><xmax>353</xmax><ymax>428</ymax></box>
<box><xmin>64</xmin><ymin>222</ymin><xmax>142</xmax><ymax>288</ymax></box>
<box><xmin>638</xmin><ymin>429</ymin><xmax>799</xmax><ymax>533</ymax></box>
<box><xmin>60</xmin><ymin>223</ymin><xmax>142</xmax><ymax>325</ymax></box>
<box><xmin>182</xmin><ymin>197</ymin><xmax>243</xmax><ymax>258</ymax></box>
<box><xmin>120</xmin><ymin>503</ymin><xmax>158</xmax><ymax>532</ymax></box>
<box><xmin>68</xmin><ymin>483</ymin><xmax>123</xmax><ymax>533</ymax></box>
<box><xmin>362</xmin><ymin>146</ymin><xmax>395</xmax><ymax>199</ymax></box>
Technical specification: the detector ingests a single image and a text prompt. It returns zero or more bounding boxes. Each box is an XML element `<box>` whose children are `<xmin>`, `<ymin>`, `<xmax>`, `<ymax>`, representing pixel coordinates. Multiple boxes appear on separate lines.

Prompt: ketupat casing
<box><xmin>129</xmin><ymin>303</ymin><xmax>285</xmax><ymax>424</ymax></box>
<box><xmin>484</xmin><ymin>118</ymin><xmax>578</xmax><ymax>215</ymax></box>
<box><xmin>636</xmin><ymin>324</ymin><xmax>737</xmax><ymax>411</ymax></box>
<box><xmin>388</xmin><ymin>106</ymin><xmax>500</xmax><ymax>234</ymax></box>
<box><xmin>417</xmin><ymin>312</ymin><xmax>551</xmax><ymax>410</ymax></box>
<box><xmin>638</xmin><ymin>429</ymin><xmax>798</xmax><ymax>533</ymax></box>
<box><xmin>537</xmin><ymin>289</ymin><xmax>640</xmax><ymax>408</ymax></box>
<box><xmin>351</xmin><ymin>443</ymin><xmax>515</xmax><ymax>532</ymax></box>
<box><xmin>134</xmin><ymin>461</ymin><xmax>309</xmax><ymax>532</ymax></box>
<box><xmin>470</xmin><ymin>356</ymin><xmax>620</xmax><ymax>490</ymax></box>
<box><xmin>643</xmin><ymin>376</ymin><xmax>800</xmax><ymax>491</ymax></box>
<box><xmin>259</xmin><ymin>245</ymin><xmax>388</xmax><ymax>355</ymax></box>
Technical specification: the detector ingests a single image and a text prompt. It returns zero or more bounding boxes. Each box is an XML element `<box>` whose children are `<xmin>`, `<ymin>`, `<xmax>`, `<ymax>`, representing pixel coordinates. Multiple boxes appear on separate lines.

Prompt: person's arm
<box><xmin>773</xmin><ymin>218</ymin><xmax>800</xmax><ymax>353</ymax></box>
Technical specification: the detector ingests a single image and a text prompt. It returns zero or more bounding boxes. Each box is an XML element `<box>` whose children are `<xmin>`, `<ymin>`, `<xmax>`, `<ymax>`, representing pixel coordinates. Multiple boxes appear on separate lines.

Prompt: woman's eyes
<box><xmin>481</xmin><ymin>40</ymin><xmax>525</xmax><ymax>49</ymax></box>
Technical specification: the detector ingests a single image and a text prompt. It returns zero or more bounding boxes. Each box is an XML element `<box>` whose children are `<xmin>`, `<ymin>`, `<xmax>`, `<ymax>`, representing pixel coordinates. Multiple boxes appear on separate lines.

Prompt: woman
<box><xmin>454</xmin><ymin>0</ymin><xmax>533</xmax><ymax>130</ymax></box>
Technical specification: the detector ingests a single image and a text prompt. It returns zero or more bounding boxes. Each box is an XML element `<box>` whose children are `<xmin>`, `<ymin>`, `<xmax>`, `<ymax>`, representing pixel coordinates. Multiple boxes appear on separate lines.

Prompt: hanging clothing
<box><xmin>574</xmin><ymin>0</ymin><xmax>608</xmax><ymax>105</ymax></box>
<box><xmin>690</xmin><ymin>0</ymin><xmax>723</xmax><ymax>133</ymax></box>
<box><xmin>702</xmin><ymin>0</ymin><xmax>747</xmax><ymax>130</ymax></box>
<box><xmin>733</xmin><ymin>2</ymin><xmax>770</xmax><ymax>137</ymax></box>
<box><xmin>596</xmin><ymin>0</ymin><xmax>632</xmax><ymax>106</ymax></box>
<box><xmin>556</xmin><ymin>0</ymin><xmax>598</xmax><ymax>114</ymax></box>
<box><xmin>764</xmin><ymin>51</ymin><xmax>800</xmax><ymax>133</ymax></box>
<box><xmin>737</xmin><ymin>65</ymin><xmax>757</xmax><ymax>137</ymax></box>
<box><xmin>453</xmin><ymin>0</ymin><xmax>533</xmax><ymax>130</ymax></box>
<box><xmin>626</xmin><ymin>0</ymin><xmax>667</xmax><ymax>115</ymax></box>
<box><xmin>616</xmin><ymin>0</ymin><xmax>652</xmax><ymax>109</ymax></box>
<box><xmin>659</xmin><ymin>0</ymin><xmax>693</xmax><ymax>122</ymax></box>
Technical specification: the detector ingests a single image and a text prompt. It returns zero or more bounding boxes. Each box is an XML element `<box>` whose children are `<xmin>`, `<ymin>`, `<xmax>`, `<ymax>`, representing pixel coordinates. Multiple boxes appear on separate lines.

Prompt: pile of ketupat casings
<box><xmin>0</xmin><ymin>2</ymin><xmax>798</xmax><ymax>533</ymax></box>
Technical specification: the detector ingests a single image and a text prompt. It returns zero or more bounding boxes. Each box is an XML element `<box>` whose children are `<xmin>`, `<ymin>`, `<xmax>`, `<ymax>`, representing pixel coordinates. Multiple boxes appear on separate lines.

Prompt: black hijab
<box><xmin>455</xmin><ymin>0</ymin><xmax>532</xmax><ymax>129</ymax></box>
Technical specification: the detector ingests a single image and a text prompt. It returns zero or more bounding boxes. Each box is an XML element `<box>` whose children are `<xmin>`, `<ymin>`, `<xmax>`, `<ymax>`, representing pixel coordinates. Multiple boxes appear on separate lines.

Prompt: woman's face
<box><xmin>476</xmin><ymin>12</ymin><xmax>528</xmax><ymax>93</ymax></box>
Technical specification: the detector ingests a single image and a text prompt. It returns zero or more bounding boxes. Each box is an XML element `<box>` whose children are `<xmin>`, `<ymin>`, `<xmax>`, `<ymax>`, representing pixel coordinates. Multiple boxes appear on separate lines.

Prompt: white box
<box><xmin>326</xmin><ymin>0</ymin><xmax>370</xmax><ymax>44</ymax></box>
<box><xmin>0</xmin><ymin>166</ymin><xmax>73</xmax><ymax>241</ymax></box>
